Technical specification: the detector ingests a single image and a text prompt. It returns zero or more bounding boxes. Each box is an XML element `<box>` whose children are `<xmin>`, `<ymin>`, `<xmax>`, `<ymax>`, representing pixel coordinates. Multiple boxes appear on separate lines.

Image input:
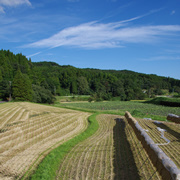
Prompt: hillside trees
<box><xmin>0</xmin><ymin>50</ymin><xmax>55</xmax><ymax>103</ymax></box>
<box><xmin>0</xmin><ymin>49</ymin><xmax>180</xmax><ymax>102</ymax></box>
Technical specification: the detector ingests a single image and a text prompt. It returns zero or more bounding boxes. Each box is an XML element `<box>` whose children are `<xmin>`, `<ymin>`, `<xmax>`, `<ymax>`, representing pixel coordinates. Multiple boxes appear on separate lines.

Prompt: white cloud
<box><xmin>26</xmin><ymin>21</ymin><xmax>180</xmax><ymax>49</ymax></box>
<box><xmin>0</xmin><ymin>0</ymin><xmax>31</xmax><ymax>13</ymax></box>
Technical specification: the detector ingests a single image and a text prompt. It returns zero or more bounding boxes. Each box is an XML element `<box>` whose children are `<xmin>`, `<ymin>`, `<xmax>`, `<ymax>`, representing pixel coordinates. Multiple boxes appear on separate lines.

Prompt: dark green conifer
<box><xmin>12</xmin><ymin>69</ymin><xmax>32</xmax><ymax>101</ymax></box>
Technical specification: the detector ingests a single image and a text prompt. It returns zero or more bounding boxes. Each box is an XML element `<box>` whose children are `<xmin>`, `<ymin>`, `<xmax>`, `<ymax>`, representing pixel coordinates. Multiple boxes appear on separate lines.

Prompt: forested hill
<box><xmin>0</xmin><ymin>49</ymin><xmax>180</xmax><ymax>103</ymax></box>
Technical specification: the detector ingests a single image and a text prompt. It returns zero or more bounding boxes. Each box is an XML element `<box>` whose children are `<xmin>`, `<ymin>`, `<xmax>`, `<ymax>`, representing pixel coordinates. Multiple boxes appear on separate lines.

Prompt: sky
<box><xmin>0</xmin><ymin>0</ymin><xmax>180</xmax><ymax>79</ymax></box>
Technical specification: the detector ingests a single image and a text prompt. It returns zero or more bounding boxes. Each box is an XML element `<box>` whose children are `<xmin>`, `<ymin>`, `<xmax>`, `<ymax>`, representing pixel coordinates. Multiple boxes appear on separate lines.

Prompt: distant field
<box><xmin>57</xmin><ymin>101</ymin><xmax>180</xmax><ymax>119</ymax></box>
<box><xmin>55</xmin><ymin>95</ymin><xmax>90</xmax><ymax>102</ymax></box>
<box><xmin>0</xmin><ymin>102</ymin><xmax>90</xmax><ymax>179</ymax></box>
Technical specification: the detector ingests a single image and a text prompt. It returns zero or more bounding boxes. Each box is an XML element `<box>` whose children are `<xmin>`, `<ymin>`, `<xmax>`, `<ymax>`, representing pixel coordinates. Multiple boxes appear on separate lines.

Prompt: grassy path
<box><xmin>29</xmin><ymin>113</ymin><xmax>99</xmax><ymax>180</ymax></box>
<box><xmin>56</xmin><ymin>114</ymin><xmax>116</xmax><ymax>180</ymax></box>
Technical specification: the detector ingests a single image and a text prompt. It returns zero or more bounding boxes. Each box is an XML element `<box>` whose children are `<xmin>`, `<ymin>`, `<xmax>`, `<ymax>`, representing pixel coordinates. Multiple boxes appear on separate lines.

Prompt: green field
<box><xmin>55</xmin><ymin>100</ymin><xmax>180</xmax><ymax>121</ymax></box>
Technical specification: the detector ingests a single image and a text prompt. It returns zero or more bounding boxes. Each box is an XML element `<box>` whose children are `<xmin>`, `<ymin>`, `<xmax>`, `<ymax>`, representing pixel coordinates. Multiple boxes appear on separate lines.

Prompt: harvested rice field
<box><xmin>0</xmin><ymin>102</ymin><xmax>90</xmax><ymax>179</ymax></box>
<box><xmin>0</xmin><ymin>102</ymin><xmax>179</xmax><ymax>180</ymax></box>
<box><xmin>56</xmin><ymin>114</ymin><xmax>163</xmax><ymax>180</ymax></box>
<box><xmin>136</xmin><ymin>118</ymin><xmax>180</xmax><ymax>168</ymax></box>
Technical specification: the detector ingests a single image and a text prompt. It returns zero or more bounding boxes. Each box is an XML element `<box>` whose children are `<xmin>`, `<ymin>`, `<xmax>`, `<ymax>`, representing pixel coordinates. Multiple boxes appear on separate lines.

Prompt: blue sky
<box><xmin>0</xmin><ymin>0</ymin><xmax>180</xmax><ymax>79</ymax></box>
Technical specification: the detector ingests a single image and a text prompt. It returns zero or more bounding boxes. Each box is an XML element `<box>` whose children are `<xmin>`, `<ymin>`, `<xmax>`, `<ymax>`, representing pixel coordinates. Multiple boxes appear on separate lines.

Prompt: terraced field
<box><xmin>0</xmin><ymin>102</ymin><xmax>90</xmax><ymax>179</ymax></box>
<box><xmin>56</xmin><ymin>114</ymin><xmax>163</xmax><ymax>180</ymax></box>
<box><xmin>0</xmin><ymin>102</ymin><xmax>179</xmax><ymax>180</ymax></box>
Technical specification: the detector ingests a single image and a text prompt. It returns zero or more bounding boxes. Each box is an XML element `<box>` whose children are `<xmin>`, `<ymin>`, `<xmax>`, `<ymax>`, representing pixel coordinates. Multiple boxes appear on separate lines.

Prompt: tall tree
<box><xmin>0</xmin><ymin>79</ymin><xmax>10</xmax><ymax>100</ymax></box>
<box><xmin>71</xmin><ymin>80</ymin><xmax>78</xmax><ymax>94</ymax></box>
<box><xmin>12</xmin><ymin>69</ymin><xmax>32</xmax><ymax>101</ymax></box>
<box><xmin>77</xmin><ymin>76</ymin><xmax>89</xmax><ymax>95</ymax></box>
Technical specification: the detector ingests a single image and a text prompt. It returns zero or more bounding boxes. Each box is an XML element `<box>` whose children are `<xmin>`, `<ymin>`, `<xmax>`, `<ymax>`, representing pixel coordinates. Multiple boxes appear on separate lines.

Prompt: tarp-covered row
<box><xmin>167</xmin><ymin>114</ymin><xmax>180</xmax><ymax>124</ymax></box>
<box><xmin>125</xmin><ymin>111</ymin><xmax>180</xmax><ymax>180</ymax></box>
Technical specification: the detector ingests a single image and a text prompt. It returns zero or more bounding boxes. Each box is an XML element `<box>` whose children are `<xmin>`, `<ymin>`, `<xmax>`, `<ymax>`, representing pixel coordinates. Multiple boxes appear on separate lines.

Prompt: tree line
<box><xmin>0</xmin><ymin>49</ymin><xmax>180</xmax><ymax>103</ymax></box>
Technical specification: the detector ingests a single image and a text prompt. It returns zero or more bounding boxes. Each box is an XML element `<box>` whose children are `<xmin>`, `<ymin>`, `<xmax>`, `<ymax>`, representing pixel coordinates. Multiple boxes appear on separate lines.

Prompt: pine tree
<box><xmin>0</xmin><ymin>79</ymin><xmax>10</xmax><ymax>100</ymax></box>
<box><xmin>12</xmin><ymin>69</ymin><xmax>32</xmax><ymax>101</ymax></box>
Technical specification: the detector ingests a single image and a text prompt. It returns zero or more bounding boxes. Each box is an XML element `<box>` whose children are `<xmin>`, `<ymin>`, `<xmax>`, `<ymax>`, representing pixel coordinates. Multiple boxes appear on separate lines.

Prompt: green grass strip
<box><xmin>25</xmin><ymin>113</ymin><xmax>99</xmax><ymax>180</ymax></box>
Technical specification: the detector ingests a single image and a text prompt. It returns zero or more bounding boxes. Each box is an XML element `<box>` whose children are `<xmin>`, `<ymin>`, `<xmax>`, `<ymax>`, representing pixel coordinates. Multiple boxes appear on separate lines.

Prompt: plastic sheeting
<box><xmin>156</xmin><ymin>127</ymin><xmax>170</xmax><ymax>145</ymax></box>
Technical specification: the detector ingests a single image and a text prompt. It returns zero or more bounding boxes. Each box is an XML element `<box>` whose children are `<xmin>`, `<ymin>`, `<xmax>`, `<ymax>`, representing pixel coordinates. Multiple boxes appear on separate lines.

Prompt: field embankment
<box><xmin>144</xmin><ymin>97</ymin><xmax>180</xmax><ymax>107</ymax></box>
<box><xmin>167</xmin><ymin>114</ymin><xmax>180</xmax><ymax>124</ymax></box>
<box><xmin>0</xmin><ymin>102</ymin><xmax>90</xmax><ymax>179</ymax></box>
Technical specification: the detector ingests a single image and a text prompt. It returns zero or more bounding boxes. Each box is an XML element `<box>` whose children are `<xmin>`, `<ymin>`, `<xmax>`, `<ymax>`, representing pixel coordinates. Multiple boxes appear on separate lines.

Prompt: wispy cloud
<box><xmin>26</xmin><ymin>51</ymin><xmax>42</xmax><ymax>58</ymax></box>
<box><xmin>0</xmin><ymin>0</ymin><xmax>31</xmax><ymax>13</ymax></box>
<box><xmin>100</xmin><ymin>7</ymin><xmax>163</xmax><ymax>23</ymax></box>
<box><xmin>0</xmin><ymin>0</ymin><xmax>31</xmax><ymax>6</ymax></box>
<box><xmin>25</xmin><ymin>20</ymin><xmax>180</xmax><ymax>49</ymax></box>
<box><xmin>171</xmin><ymin>10</ymin><xmax>176</xmax><ymax>15</ymax></box>
<box><xmin>0</xmin><ymin>5</ymin><xmax>4</xmax><ymax>13</ymax></box>
<box><xmin>141</xmin><ymin>56</ymin><xmax>180</xmax><ymax>61</ymax></box>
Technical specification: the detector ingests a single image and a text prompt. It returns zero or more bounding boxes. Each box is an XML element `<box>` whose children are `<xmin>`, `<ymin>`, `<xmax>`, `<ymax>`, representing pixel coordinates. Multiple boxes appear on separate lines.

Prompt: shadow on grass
<box><xmin>113</xmin><ymin>118</ymin><xmax>140</xmax><ymax>180</ymax></box>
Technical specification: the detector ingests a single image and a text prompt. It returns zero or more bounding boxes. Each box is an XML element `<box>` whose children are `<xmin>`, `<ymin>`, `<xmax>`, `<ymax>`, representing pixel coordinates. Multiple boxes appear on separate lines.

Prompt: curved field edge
<box><xmin>23</xmin><ymin>113</ymin><xmax>99</xmax><ymax>180</ymax></box>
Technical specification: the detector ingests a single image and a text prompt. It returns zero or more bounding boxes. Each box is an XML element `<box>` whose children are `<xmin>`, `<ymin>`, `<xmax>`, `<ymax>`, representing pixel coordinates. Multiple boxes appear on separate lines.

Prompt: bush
<box><xmin>32</xmin><ymin>85</ymin><xmax>55</xmax><ymax>104</ymax></box>
<box><xmin>88</xmin><ymin>97</ymin><xmax>94</xmax><ymax>103</ymax></box>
